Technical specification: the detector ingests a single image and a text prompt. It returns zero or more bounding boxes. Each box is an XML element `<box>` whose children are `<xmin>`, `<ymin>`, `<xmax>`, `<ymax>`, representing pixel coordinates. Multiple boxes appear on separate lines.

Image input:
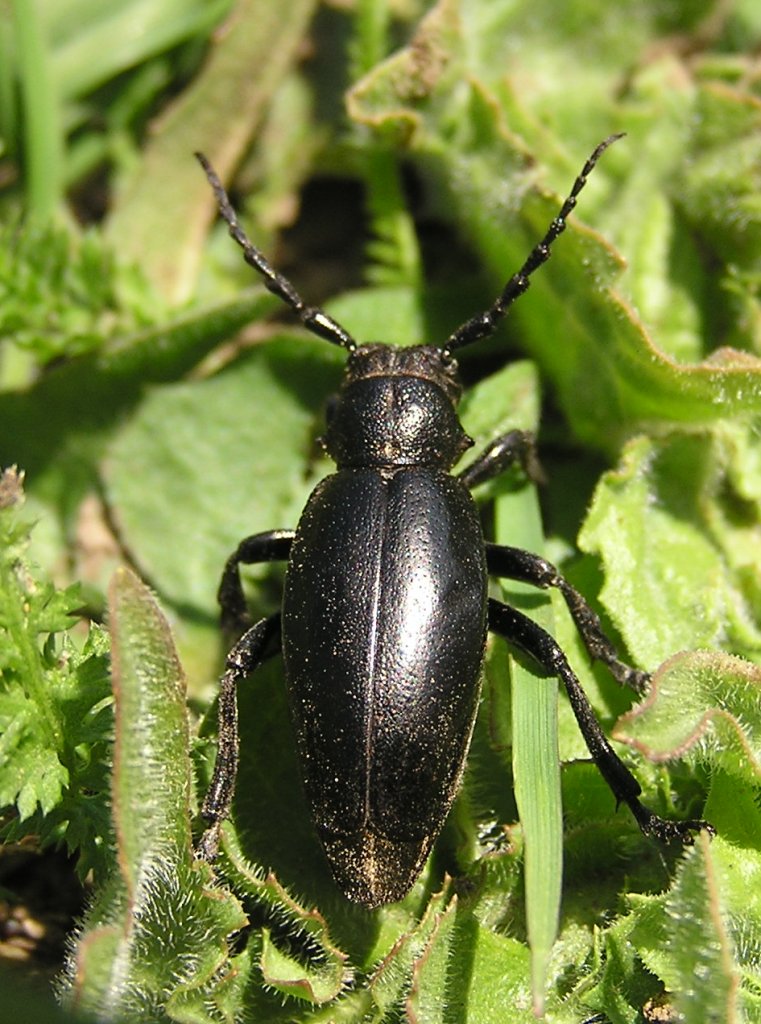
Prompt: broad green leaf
<box><xmin>579</xmin><ymin>431</ymin><xmax>761</xmax><ymax>667</ymax></box>
<box><xmin>105</xmin><ymin>336</ymin><xmax>344</xmax><ymax>615</ymax></box>
<box><xmin>0</xmin><ymin>288</ymin><xmax>277</xmax><ymax>527</ymax></box>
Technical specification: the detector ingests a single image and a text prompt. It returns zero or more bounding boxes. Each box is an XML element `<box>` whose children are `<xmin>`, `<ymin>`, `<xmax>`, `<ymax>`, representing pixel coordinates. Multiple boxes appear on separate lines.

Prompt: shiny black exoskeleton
<box><xmin>195</xmin><ymin>138</ymin><xmax>711</xmax><ymax>907</ymax></box>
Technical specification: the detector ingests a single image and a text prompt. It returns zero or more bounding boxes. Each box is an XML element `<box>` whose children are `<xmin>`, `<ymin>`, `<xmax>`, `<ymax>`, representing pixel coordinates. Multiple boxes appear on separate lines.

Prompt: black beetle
<box><xmin>195</xmin><ymin>137</ymin><xmax>710</xmax><ymax>907</ymax></box>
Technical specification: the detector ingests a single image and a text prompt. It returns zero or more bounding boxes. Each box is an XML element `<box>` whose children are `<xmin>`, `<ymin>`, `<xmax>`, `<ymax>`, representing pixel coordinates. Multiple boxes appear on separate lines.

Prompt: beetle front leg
<box><xmin>218</xmin><ymin>529</ymin><xmax>293</xmax><ymax>634</ymax></box>
<box><xmin>488</xmin><ymin>598</ymin><xmax>712</xmax><ymax>842</ymax></box>
<box><xmin>196</xmin><ymin>611</ymin><xmax>282</xmax><ymax>861</ymax></box>
<box><xmin>486</xmin><ymin>543</ymin><xmax>648</xmax><ymax>694</ymax></box>
<box><xmin>458</xmin><ymin>429</ymin><xmax>545</xmax><ymax>490</ymax></box>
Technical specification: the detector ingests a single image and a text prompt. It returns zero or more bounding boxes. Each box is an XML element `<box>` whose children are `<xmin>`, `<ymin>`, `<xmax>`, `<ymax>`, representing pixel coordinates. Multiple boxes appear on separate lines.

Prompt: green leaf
<box><xmin>109</xmin><ymin>567</ymin><xmax>192</xmax><ymax>860</ymax></box>
<box><xmin>217</xmin><ymin>829</ymin><xmax>351</xmax><ymax>1006</ymax></box>
<box><xmin>579</xmin><ymin>431</ymin><xmax>761</xmax><ymax>667</ymax></box>
<box><xmin>104</xmin><ymin>0</ymin><xmax>321</xmax><ymax>304</ymax></box>
<box><xmin>105</xmin><ymin>336</ymin><xmax>344</xmax><ymax>616</ymax></box>
<box><xmin>635</xmin><ymin>832</ymin><xmax>755</xmax><ymax>1023</ymax></box>
<box><xmin>0</xmin><ymin>289</ymin><xmax>277</xmax><ymax>540</ymax></box>
<box><xmin>614</xmin><ymin>651</ymin><xmax>761</xmax><ymax>790</ymax></box>
<box><xmin>366</xmin><ymin>888</ymin><xmax>452</xmax><ymax>1017</ymax></box>
<box><xmin>474</xmin><ymin>364</ymin><xmax>562</xmax><ymax>1014</ymax></box>
<box><xmin>61</xmin><ymin>569</ymin><xmax>248</xmax><ymax>1024</ymax></box>
<box><xmin>665</xmin><ymin>838</ymin><xmax>745</xmax><ymax>1022</ymax></box>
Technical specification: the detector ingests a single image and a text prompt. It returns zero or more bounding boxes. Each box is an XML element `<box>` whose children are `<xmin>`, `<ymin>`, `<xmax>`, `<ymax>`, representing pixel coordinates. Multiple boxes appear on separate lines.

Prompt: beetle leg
<box><xmin>218</xmin><ymin>529</ymin><xmax>294</xmax><ymax>635</ymax></box>
<box><xmin>488</xmin><ymin>598</ymin><xmax>712</xmax><ymax>842</ymax></box>
<box><xmin>197</xmin><ymin>611</ymin><xmax>282</xmax><ymax>861</ymax></box>
<box><xmin>457</xmin><ymin>429</ymin><xmax>545</xmax><ymax>489</ymax></box>
<box><xmin>486</xmin><ymin>543</ymin><xmax>648</xmax><ymax>694</ymax></box>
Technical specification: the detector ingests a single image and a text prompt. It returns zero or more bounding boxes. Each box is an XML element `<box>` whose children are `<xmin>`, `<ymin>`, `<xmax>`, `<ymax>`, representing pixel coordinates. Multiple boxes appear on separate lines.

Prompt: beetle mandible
<box><xmin>195</xmin><ymin>136</ymin><xmax>711</xmax><ymax>907</ymax></box>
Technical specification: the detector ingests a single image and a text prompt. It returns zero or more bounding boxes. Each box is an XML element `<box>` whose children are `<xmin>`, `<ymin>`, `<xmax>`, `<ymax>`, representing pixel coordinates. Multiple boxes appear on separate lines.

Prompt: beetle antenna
<box><xmin>442</xmin><ymin>133</ymin><xmax>624</xmax><ymax>357</ymax></box>
<box><xmin>196</xmin><ymin>152</ymin><xmax>357</xmax><ymax>352</ymax></box>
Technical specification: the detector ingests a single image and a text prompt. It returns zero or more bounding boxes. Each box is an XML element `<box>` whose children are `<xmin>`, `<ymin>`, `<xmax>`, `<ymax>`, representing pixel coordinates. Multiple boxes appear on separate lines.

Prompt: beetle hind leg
<box><xmin>488</xmin><ymin>598</ymin><xmax>713</xmax><ymax>842</ymax></box>
<box><xmin>197</xmin><ymin>611</ymin><xmax>282</xmax><ymax>861</ymax></box>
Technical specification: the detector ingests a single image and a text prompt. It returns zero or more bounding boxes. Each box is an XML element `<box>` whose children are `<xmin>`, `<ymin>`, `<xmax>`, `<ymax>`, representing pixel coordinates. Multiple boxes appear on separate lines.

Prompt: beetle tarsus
<box><xmin>629</xmin><ymin>804</ymin><xmax>716</xmax><ymax>843</ymax></box>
